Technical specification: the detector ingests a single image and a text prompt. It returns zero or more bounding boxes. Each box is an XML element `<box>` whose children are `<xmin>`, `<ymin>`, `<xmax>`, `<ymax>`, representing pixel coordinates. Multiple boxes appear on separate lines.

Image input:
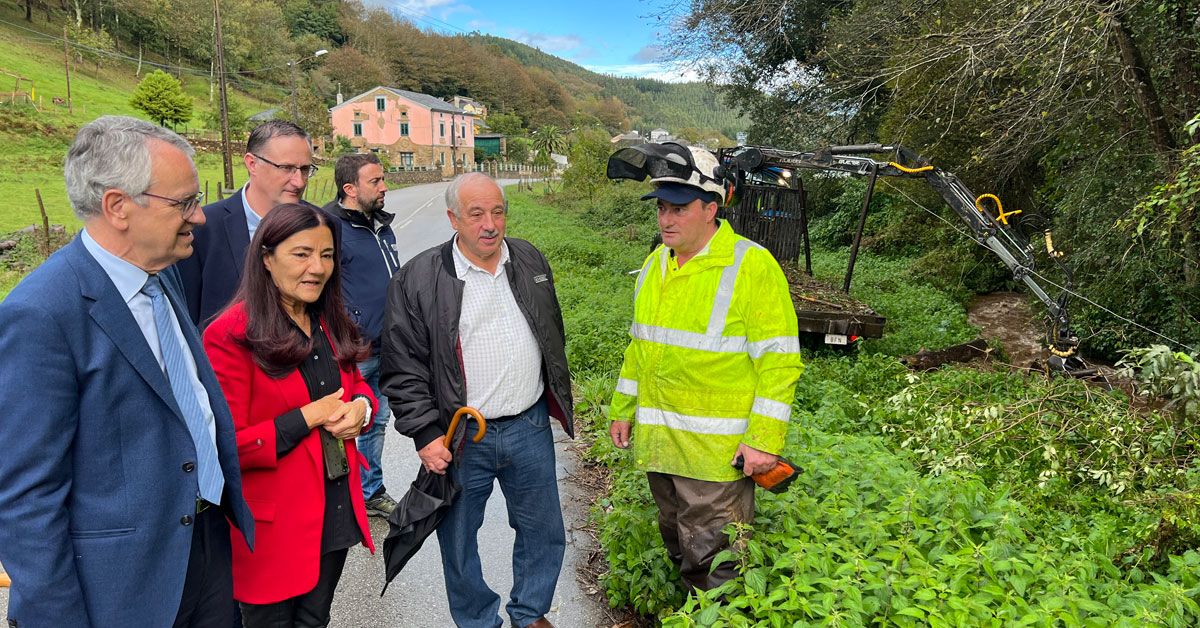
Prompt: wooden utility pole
<box><xmin>62</xmin><ymin>26</ymin><xmax>72</xmax><ymax>114</ymax></box>
<box><xmin>213</xmin><ymin>0</ymin><xmax>234</xmax><ymax>192</ymax></box>
<box><xmin>36</xmin><ymin>189</ymin><xmax>49</xmax><ymax>257</ymax></box>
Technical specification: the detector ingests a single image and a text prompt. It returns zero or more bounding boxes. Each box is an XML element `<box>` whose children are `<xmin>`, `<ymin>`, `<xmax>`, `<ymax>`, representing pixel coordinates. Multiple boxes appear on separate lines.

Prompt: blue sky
<box><xmin>375</xmin><ymin>0</ymin><xmax>699</xmax><ymax>82</ymax></box>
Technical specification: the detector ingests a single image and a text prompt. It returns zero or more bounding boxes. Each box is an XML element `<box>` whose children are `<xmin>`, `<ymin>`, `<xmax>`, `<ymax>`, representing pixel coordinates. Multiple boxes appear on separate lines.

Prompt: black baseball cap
<box><xmin>641</xmin><ymin>181</ymin><xmax>720</xmax><ymax>205</ymax></box>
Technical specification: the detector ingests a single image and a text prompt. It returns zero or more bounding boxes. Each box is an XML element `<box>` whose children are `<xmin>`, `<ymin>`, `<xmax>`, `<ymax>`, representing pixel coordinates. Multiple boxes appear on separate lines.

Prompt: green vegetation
<box><xmin>670</xmin><ymin>0</ymin><xmax>1200</xmax><ymax>360</ymax></box>
<box><xmin>471</xmin><ymin>34</ymin><xmax>748</xmax><ymax>138</ymax></box>
<box><xmin>130</xmin><ymin>70</ymin><xmax>193</xmax><ymax>128</ymax></box>
<box><xmin>0</xmin><ymin>3</ymin><xmax>278</xmax><ymax>231</ymax></box>
<box><xmin>0</xmin><ymin>138</ymin><xmax>336</xmax><ymax>235</ymax></box>
<box><xmin>0</xmin><ymin>0</ymin><xmax>736</xmax><ymax>234</ymax></box>
<box><xmin>0</xmin><ymin>227</ymin><xmax>71</xmax><ymax>301</ymax></box>
<box><xmin>522</xmin><ymin>166</ymin><xmax>1200</xmax><ymax>623</ymax></box>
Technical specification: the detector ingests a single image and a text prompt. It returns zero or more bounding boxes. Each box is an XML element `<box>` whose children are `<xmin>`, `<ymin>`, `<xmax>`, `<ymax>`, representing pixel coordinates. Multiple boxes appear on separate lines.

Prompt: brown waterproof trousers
<box><xmin>646</xmin><ymin>472</ymin><xmax>755</xmax><ymax>591</ymax></box>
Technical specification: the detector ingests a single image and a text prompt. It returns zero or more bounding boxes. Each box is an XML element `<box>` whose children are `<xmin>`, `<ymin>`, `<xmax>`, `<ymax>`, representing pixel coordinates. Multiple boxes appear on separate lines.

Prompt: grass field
<box><xmin>0</xmin><ymin>4</ymin><xmax>292</xmax><ymax>232</ymax></box>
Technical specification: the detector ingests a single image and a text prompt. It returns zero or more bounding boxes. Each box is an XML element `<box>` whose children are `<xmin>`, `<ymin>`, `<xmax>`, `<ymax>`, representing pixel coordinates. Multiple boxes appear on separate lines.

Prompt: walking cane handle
<box><xmin>445</xmin><ymin>406</ymin><xmax>487</xmax><ymax>448</ymax></box>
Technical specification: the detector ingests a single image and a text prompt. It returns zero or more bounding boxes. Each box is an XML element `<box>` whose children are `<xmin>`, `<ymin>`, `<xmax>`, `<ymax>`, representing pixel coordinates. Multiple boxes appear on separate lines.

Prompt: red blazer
<box><xmin>202</xmin><ymin>302</ymin><xmax>376</xmax><ymax>604</ymax></box>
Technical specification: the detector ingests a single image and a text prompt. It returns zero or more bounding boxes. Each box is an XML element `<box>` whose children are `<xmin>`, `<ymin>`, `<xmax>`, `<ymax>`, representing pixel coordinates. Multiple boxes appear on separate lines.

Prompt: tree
<box><xmin>202</xmin><ymin>99</ymin><xmax>249</xmax><ymax>136</ymax></box>
<box><xmin>588</xmin><ymin>96</ymin><xmax>631</xmax><ymax>134</ymax></box>
<box><xmin>485</xmin><ymin>112</ymin><xmax>526</xmax><ymax>137</ymax></box>
<box><xmin>318</xmin><ymin>47</ymin><xmax>389</xmax><ymax>97</ymax></box>
<box><xmin>332</xmin><ymin>135</ymin><xmax>356</xmax><ymax>157</ymax></box>
<box><xmin>283</xmin><ymin>0</ymin><xmax>345</xmax><ymax>43</ymax></box>
<box><xmin>532</xmin><ymin>125</ymin><xmax>567</xmax><ymax>158</ymax></box>
<box><xmin>130</xmin><ymin>70</ymin><xmax>194</xmax><ymax>128</ymax></box>
<box><xmin>506</xmin><ymin>136</ymin><xmax>531</xmax><ymax>164</ymax></box>
<box><xmin>68</xmin><ymin>24</ymin><xmax>116</xmax><ymax>72</ymax></box>
<box><xmin>279</xmin><ymin>88</ymin><xmax>332</xmax><ymax>140</ymax></box>
<box><xmin>561</xmin><ymin>129</ymin><xmax>613</xmax><ymax>203</ymax></box>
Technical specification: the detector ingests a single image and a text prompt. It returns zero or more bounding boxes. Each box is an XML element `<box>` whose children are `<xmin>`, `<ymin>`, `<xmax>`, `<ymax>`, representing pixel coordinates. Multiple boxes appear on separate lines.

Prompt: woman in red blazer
<box><xmin>202</xmin><ymin>202</ymin><xmax>375</xmax><ymax>627</ymax></box>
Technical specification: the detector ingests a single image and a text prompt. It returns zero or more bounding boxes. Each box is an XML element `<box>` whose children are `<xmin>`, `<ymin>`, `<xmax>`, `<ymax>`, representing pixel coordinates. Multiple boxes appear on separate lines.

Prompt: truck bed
<box><xmin>780</xmin><ymin>263</ymin><xmax>886</xmax><ymax>341</ymax></box>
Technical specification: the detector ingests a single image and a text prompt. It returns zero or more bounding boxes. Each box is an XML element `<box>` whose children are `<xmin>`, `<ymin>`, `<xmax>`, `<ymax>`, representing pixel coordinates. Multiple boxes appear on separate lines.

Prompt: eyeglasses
<box><xmin>139</xmin><ymin>191</ymin><xmax>205</xmax><ymax>219</ymax></box>
<box><xmin>252</xmin><ymin>153</ymin><xmax>319</xmax><ymax>178</ymax></box>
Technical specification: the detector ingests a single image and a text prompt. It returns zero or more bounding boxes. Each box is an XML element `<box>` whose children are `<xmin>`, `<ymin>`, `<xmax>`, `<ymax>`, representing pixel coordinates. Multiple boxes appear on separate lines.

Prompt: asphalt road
<box><xmin>0</xmin><ymin>179</ymin><xmax>612</xmax><ymax>627</ymax></box>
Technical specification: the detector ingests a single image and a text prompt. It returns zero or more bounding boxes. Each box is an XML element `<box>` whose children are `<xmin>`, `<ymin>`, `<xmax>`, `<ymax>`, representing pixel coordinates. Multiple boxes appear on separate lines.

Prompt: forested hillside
<box><xmin>20</xmin><ymin>0</ymin><xmax>743</xmax><ymax>139</ymax></box>
<box><xmin>669</xmin><ymin>0</ymin><xmax>1200</xmax><ymax>359</ymax></box>
<box><xmin>473</xmin><ymin>34</ymin><xmax>748</xmax><ymax>138</ymax></box>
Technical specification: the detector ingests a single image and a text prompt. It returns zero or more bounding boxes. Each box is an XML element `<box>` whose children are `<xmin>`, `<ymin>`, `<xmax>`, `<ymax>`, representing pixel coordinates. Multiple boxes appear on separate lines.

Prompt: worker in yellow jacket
<box><xmin>609</xmin><ymin>144</ymin><xmax>804</xmax><ymax>591</ymax></box>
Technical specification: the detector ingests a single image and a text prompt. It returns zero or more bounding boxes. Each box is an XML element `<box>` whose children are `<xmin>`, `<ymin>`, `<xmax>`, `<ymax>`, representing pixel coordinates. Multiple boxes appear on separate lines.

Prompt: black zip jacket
<box><xmin>380</xmin><ymin>237</ymin><xmax>574</xmax><ymax>451</ymax></box>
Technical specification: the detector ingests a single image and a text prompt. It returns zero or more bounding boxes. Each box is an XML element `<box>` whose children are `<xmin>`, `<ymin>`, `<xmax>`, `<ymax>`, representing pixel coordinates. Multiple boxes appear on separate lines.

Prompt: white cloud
<box><xmin>507</xmin><ymin>29</ymin><xmax>587</xmax><ymax>56</ymax></box>
<box><xmin>631</xmin><ymin>45</ymin><xmax>667</xmax><ymax>63</ymax></box>
<box><xmin>584</xmin><ymin>61</ymin><xmax>703</xmax><ymax>83</ymax></box>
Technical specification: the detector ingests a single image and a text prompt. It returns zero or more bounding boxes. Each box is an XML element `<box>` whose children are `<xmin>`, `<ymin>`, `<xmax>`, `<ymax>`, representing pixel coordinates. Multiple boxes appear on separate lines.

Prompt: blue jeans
<box><xmin>356</xmin><ymin>355</ymin><xmax>391</xmax><ymax>501</ymax></box>
<box><xmin>436</xmin><ymin>398</ymin><xmax>565</xmax><ymax>628</ymax></box>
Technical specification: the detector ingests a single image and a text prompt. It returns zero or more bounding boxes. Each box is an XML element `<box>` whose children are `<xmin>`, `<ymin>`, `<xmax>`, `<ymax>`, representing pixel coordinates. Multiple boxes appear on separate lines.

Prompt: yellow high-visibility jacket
<box><xmin>610</xmin><ymin>220</ymin><xmax>804</xmax><ymax>482</ymax></box>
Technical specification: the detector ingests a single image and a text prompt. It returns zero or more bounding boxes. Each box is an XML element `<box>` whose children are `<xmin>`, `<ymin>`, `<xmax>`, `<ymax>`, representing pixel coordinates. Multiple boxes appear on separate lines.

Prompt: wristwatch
<box><xmin>352</xmin><ymin>394</ymin><xmax>372</xmax><ymax>424</ymax></box>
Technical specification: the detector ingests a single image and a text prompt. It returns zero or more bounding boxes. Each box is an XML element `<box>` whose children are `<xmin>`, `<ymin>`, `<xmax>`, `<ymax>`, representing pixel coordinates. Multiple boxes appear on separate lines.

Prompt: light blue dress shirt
<box><xmin>80</xmin><ymin>229</ymin><xmax>218</xmax><ymax>443</ymax></box>
<box><xmin>241</xmin><ymin>184</ymin><xmax>263</xmax><ymax>241</ymax></box>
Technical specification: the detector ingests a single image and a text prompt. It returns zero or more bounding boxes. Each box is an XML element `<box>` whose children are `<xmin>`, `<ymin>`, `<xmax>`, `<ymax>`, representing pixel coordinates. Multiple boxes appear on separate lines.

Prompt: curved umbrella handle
<box><xmin>444</xmin><ymin>406</ymin><xmax>487</xmax><ymax>448</ymax></box>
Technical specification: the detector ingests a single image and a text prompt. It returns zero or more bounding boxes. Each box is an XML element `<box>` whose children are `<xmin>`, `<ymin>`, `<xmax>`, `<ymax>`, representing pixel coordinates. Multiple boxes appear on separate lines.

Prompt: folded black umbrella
<box><xmin>380</xmin><ymin>467</ymin><xmax>459</xmax><ymax>595</ymax></box>
<box><xmin>381</xmin><ymin>407</ymin><xmax>486</xmax><ymax>595</ymax></box>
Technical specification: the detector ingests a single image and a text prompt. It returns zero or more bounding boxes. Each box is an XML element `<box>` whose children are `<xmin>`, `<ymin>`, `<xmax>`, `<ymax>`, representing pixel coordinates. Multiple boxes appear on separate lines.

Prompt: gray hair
<box><xmin>444</xmin><ymin>172</ymin><xmax>507</xmax><ymax>217</ymax></box>
<box><xmin>64</xmin><ymin>115</ymin><xmax>195</xmax><ymax>220</ymax></box>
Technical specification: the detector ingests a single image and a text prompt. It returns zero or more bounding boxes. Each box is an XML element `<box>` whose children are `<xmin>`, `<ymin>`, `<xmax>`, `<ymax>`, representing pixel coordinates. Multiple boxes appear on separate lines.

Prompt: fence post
<box><xmin>35</xmin><ymin>188</ymin><xmax>50</xmax><ymax>257</ymax></box>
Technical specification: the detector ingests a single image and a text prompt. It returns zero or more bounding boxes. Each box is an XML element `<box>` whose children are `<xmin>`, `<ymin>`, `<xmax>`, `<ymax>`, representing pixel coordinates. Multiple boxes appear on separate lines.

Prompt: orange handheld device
<box><xmin>732</xmin><ymin>456</ymin><xmax>799</xmax><ymax>493</ymax></box>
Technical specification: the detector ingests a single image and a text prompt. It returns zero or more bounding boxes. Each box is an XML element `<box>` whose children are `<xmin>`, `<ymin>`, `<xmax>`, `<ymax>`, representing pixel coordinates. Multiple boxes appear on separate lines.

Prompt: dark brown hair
<box><xmin>246</xmin><ymin>120</ymin><xmax>309</xmax><ymax>155</ymax></box>
<box><xmin>335</xmin><ymin>153</ymin><xmax>381</xmax><ymax>201</ymax></box>
<box><xmin>232</xmin><ymin>203</ymin><xmax>368</xmax><ymax>377</ymax></box>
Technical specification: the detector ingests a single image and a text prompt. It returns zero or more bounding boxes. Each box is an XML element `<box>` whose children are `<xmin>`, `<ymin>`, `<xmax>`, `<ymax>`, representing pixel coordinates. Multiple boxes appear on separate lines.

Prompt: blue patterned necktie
<box><xmin>142</xmin><ymin>276</ymin><xmax>224</xmax><ymax>504</ymax></box>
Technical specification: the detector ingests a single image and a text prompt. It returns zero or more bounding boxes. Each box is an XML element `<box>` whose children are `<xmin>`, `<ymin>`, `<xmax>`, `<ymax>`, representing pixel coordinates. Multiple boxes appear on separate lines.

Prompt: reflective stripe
<box><xmin>751</xmin><ymin>397</ymin><xmax>792</xmax><ymax>423</ymax></box>
<box><xmin>634</xmin><ymin>249</ymin><xmax>660</xmax><ymax>303</ymax></box>
<box><xmin>748</xmin><ymin>335</ymin><xmax>802</xmax><ymax>359</ymax></box>
<box><xmin>637</xmin><ymin>406</ymin><xmax>748</xmax><ymax>435</ymax></box>
<box><xmin>707</xmin><ymin>239</ymin><xmax>760</xmax><ymax>336</ymax></box>
<box><xmin>615</xmin><ymin>378</ymin><xmax>638</xmax><ymax>396</ymax></box>
<box><xmin>631</xmin><ymin>323</ymin><xmax>749</xmax><ymax>354</ymax></box>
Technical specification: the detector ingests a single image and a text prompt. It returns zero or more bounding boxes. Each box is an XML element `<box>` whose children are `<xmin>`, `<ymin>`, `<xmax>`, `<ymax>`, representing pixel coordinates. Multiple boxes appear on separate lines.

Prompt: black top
<box><xmin>274</xmin><ymin>316</ymin><xmax>362</xmax><ymax>554</ymax></box>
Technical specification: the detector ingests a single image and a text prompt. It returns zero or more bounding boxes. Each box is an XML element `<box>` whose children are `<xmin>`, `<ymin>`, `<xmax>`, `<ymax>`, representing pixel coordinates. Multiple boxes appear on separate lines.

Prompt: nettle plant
<box><xmin>1118</xmin><ymin>345</ymin><xmax>1200</xmax><ymax>420</ymax></box>
<box><xmin>878</xmin><ymin>367</ymin><xmax>1196</xmax><ymax>498</ymax></box>
<box><xmin>652</xmin><ymin>427</ymin><xmax>1200</xmax><ymax>626</ymax></box>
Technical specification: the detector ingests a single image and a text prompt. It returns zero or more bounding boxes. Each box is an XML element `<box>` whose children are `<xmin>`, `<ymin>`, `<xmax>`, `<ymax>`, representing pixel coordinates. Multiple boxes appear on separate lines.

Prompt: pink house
<box><xmin>330</xmin><ymin>86</ymin><xmax>476</xmax><ymax>177</ymax></box>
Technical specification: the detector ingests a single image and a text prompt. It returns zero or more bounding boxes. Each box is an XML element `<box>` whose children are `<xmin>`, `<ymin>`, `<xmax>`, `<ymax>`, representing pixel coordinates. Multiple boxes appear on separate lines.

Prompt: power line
<box><xmin>387</xmin><ymin>3</ymin><xmax>468</xmax><ymax>34</ymax></box>
<box><xmin>1028</xmin><ymin>269</ymin><xmax>1197</xmax><ymax>353</ymax></box>
<box><xmin>879</xmin><ymin>179</ymin><xmax>1197</xmax><ymax>354</ymax></box>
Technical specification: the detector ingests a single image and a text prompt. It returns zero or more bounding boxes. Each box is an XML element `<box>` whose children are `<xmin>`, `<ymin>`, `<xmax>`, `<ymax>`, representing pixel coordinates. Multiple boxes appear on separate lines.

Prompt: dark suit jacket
<box><xmin>176</xmin><ymin>191</ymin><xmax>251</xmax><ymax>329</ymax></box>
<box><xmin>176</xmin><ymin>191</ymin><xmax>321</xmax><ymax>329</ymax></box>
<box><xmin>0</xmin><ymin>236</ymin><xmax>255</xmax><ymax>628</ymax></box>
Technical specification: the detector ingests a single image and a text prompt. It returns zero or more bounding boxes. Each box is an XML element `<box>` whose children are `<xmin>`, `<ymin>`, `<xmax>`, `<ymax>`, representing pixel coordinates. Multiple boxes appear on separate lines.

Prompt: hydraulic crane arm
<box><xmin>721</xmin><ymin>144</ymin><xmax>1081</xmax><ymax>359</ymax></box>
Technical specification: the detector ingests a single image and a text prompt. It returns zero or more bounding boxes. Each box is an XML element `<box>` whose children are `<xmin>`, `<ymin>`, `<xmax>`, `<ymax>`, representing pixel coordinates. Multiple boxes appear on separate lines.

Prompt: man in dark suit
<box><xmin>0</xmin><ymin>116</ymin><xmax>254</xmax><ymax>627</ymax></box>
<box><xmin>176</xmin><ymin>120</ymin><xmax>317</xmax><ymax>328</ymax></box>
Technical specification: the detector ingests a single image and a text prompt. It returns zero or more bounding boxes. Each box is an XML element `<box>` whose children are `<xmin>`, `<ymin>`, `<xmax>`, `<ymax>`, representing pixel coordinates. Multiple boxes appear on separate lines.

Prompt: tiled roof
<box><xmin>332</xmin><ymin>87</ymin><xmax>474</xmax><ymax>115</ymax></box>
<box><xmin>384</xmin><ymin>88</ymin><xmax>470</xmax><ymax>114</ymax></box>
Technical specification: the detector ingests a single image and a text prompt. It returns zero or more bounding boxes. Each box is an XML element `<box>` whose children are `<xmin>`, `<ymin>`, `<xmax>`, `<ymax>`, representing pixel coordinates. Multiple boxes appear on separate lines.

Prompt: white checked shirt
<box><xmin>452</xmin><ymin>237</ymin><xmax>544</xmax><ymax>419</ymax></box>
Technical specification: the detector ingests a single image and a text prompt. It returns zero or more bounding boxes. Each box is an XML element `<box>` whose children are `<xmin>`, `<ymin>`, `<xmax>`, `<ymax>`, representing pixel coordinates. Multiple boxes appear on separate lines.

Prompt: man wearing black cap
<box><xmin>607</xmin><ymin>143</ymin><xmax>803</xmax><ymax>591</ymax></box>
